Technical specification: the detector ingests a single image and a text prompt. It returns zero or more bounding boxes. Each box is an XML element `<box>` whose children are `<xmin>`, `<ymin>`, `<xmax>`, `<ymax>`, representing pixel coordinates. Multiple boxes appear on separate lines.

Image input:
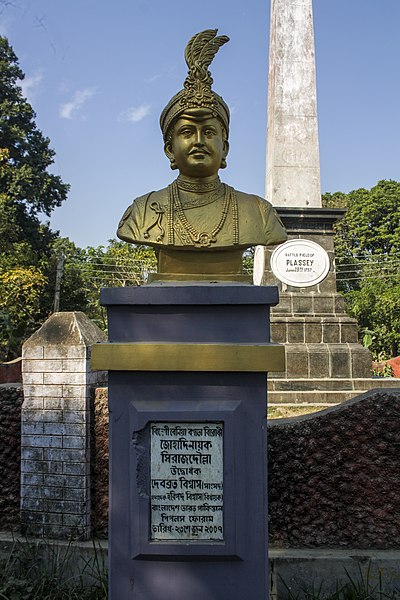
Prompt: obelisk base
<box><xmin>262</xmin><ymin>208</ymin><xmax>373</xmax><ymax>405</ymax></box>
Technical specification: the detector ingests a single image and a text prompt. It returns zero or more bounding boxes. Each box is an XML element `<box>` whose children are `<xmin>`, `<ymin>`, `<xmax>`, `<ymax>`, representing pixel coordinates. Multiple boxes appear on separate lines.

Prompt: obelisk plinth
<box><xmin>266</xmin><ymin>0</ymin><xmax>321</xmax><ymax>208</ymax></box>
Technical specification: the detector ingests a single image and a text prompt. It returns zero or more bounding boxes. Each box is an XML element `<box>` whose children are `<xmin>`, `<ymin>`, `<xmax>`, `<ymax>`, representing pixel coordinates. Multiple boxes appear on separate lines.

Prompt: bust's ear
<box><xmin>223</xmin><ymin>140</ymin><xmax>229</xmax><ymax>158</ymax></box>
<box><xmin>220</xmin><ymin>140</ymin><xmax>229</xmax><ymax>169</ymax></box>
<box><xmin>164</xmin><ymin>141</ymin><xmax>178</xmax><ymax>170</ymax></box>
<box><xmin>164</xmin><ymin>141</ymin><xmax>173</xmax><ymax>160</ymax></box>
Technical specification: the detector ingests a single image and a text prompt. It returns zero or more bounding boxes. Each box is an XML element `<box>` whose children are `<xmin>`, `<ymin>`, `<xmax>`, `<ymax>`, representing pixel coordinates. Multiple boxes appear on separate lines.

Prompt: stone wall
<box><xmin>0</xmin><ymin>384</ymin><xmax>23</xmax><ymax>529</ymax></box>
<box><xmin>86</xmin><ymin>387</ymin><xmax>400</xmax><ymax>548</ymax></box>
<box><xmin>268</xmin><ymin>389</ymin><xmax>400</xmax><ymax>548</ymax></box>
<box><xmin>4</xmin><ymin>368</ymin><xmax>399</xmax><ymax>547</ymax></box>
<box><xmin>91</xmin><ymin>387</ymin><xmax>108</xmax><ymax>538</ymax></box>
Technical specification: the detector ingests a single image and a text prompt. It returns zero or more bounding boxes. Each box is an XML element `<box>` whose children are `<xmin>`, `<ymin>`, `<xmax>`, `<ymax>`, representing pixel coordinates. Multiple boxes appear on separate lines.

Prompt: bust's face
<box><xmin>165</xmin><ymin>115</ymin><xmax>229</xmax><ymax>179</ymax></box>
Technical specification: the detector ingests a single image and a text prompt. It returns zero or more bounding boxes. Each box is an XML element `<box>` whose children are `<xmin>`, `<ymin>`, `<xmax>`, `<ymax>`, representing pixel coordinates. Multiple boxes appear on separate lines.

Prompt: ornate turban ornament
<box><xmin>160</xmin><ymin>29</ymin><xmax>230</xmax><ymax>140</ymax></box>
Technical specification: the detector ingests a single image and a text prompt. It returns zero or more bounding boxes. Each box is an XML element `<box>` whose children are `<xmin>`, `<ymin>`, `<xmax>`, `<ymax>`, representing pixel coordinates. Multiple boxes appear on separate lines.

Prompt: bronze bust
<box><xmin>117</xmin><ymin>29</ymin><xmax>287</xmax><ymax>281</ymax></box>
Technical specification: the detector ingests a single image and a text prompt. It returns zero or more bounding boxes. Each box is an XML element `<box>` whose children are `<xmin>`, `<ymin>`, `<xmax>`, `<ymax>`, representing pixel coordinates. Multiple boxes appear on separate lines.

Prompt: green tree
<box><xmin>323</xmin><ymin>180</ymin><xmax>400</xmax><ymax>358</ymax></box>
<box><xmin>81</xmin><ymin>241</ymin><xmax>157</xmax><ymax>328</ymax></box>
<box><xmin>0</xmin><ymin>266</ymin><xmax>47</xmax><ymax>359</ymax></box>
<box><xmin>47</xmin><ymin>240</ymin><xmax>157</xmax><ymax>331</ymax></box>
<box><xmin>0</xmin><ymin>38</ymin><xmax>68</xmax><ymax>220</ymax></box>
<box><xmin>93</xmin><ymin>240</ymin><xmax>157</xmax><ymax>288</ymax></box>
<box><xmin>0</xmin><ymin>36</ymin><xmax>69</xmax><ymax>360</ymax></box>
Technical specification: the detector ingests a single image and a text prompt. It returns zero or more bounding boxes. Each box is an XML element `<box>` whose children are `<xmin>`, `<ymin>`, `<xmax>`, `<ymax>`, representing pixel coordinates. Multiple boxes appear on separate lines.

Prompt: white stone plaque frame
<box><xmin>150</xmin><ymin>421</ymin><xmax>224</xmax><ymax>541</ymax></box>
<box><xmin>270</xmin><ymin>239</ymin><xmax>330</xmax><ymax>288</ymax></box>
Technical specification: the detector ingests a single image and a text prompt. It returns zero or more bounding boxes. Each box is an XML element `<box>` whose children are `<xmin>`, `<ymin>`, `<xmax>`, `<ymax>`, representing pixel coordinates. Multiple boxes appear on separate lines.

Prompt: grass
<box><xmin>279</xmin><ymin>563</ymin><xmax>400</xmax><ymax>600</ymax></box>
<box><xmin>0</xmin><ymin>538</ymin><xmax>107</xmax><ymax>600</ymax></box>
<box><xmin>2</xmin><ymin>540</ymin><xmax>399</xmax><ymax>600</ymax></box>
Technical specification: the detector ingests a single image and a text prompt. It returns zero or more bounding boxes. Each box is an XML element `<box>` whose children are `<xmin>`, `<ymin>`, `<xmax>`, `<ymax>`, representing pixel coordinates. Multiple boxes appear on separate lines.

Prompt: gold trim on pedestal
<box><xmin>91</xmin><ymin>342</ymin><xmax>285</xmax><ymax>373</ymax></box>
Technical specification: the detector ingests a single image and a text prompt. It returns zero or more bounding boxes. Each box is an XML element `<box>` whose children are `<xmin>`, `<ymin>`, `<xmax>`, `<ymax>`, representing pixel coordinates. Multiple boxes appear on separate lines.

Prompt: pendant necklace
<box><xmin>167</xmin><ymin>180</ymin><xmax>239</xmax><ymax>247</ymax></box>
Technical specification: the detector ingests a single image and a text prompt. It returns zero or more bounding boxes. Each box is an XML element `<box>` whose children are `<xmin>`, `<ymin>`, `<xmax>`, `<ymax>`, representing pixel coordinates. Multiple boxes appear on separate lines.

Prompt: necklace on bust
<box><xmin>176</xmin><ymin>176</ymin><xmax>222</xmax><ymax>194</ymax></box>
<box><xmin>167</xmin><ymin>180</ymin><xmax>239</xmax><ymax>248</ymax></box>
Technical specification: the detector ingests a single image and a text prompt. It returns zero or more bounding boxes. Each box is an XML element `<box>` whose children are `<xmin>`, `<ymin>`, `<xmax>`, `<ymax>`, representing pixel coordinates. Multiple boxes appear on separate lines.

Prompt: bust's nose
<box><xmin>194</xmin><ymin>129</ymin><xmax>205</xmax><ymax>146</ymax></box>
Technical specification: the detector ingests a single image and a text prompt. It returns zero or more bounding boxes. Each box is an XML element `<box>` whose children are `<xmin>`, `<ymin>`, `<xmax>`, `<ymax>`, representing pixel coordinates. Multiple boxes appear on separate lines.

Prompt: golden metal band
<box><xmin>91</xmin><ymin>342</ymin><xmax>285</xmax><ymax>373</ymax></box>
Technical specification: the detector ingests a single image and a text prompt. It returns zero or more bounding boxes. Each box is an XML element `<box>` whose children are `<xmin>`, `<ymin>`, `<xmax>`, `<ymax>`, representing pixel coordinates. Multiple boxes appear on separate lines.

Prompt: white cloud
<box><xmin>145</xmin><ymin>73</ymin><xmax>162</xmax><ymax>84</ymax></box>
<box><xmin>20</xmin><ymin>71</ymin><xmax>44</xmax><ymax>102</ymax></box>
<box><xmin>60</xmin><ymin>88</ymin><xmax>96</xmax><ymax>119</ymax></box>
<box><xmin>120</xmin><ymin>103</ymin><xmax>151</xmax><ymax>124</ymax></box>
<box><xmin>145</xmin><ymin>65</ymin><xmax>177</xmax><ymax>84</ymax></box>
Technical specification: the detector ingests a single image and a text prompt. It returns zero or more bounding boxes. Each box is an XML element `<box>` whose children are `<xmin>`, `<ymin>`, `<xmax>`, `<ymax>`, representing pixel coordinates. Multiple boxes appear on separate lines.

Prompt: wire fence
<box><xmin>64</xmin><ymin>257</ymin><xmax>157</xmax><ymax>287</ymax></box>
<box><xmin>335</xmin><ymin>254</ymin><xmax>400</xmax><ymax>284</ymax></box>
<box><xmin>60</xmin><ymin>252</ymin><xmax>400</xmax><ymax>290</ymax></box>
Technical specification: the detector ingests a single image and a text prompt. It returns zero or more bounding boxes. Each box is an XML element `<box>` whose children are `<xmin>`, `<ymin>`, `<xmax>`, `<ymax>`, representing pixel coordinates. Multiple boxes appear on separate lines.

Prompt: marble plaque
<box><xmin>150</xmin><ymin>422</ymin><xmax>224</xmax><ymax>541</ymax></box>
<box><xmin>270</xmin><ymin>239</ymin><xmax>330</xmax><ymax>287</ymax></box>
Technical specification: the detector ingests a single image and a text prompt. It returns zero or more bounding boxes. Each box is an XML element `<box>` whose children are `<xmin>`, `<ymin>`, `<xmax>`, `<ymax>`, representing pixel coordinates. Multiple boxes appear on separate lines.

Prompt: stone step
<box><xmin>268</xmin><ymin>390</ymin><xmax>368</xmax><ymax>404</ymax></box>
<box><xmin>271</xmin><ymin>316</ymin><xmax>359</xmax><ymax>345</ymax></box>
<box><xmin>270</xmin><ymin>292</ymin><xmax>347</xmax><ymax>316</ymax></box>
<box><xmin>269</xmin><ymin>343</ymin><xmax>372</xmax><ymax>380</ymax></box>
<box><xmin>268</xmin><ymin>378</ymin><xmax>400</xmax><ymax>405</ymax></box>
<box><xmin>269</xmin><ymin>402</ymin><xmax>337</xmax><ymax>407</ymax></box>
<box><xmin>268</xmin><ymin>377</ymin><xmax>400</xmax><ymax>392</ymax></box>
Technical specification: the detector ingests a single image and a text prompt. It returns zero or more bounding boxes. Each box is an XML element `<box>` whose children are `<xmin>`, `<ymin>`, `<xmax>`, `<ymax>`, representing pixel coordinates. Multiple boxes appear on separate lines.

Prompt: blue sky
<box><xmin>1</xmin><ymin>0</ymin><xmax>399</xmax><ymax>248</ymax></box>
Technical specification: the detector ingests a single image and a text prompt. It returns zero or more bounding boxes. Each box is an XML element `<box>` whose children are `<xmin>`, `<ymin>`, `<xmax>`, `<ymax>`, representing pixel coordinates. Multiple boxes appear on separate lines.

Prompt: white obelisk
<box><xmin>265</xmin><ymin>0</ymin><xmax>321</xmax><ymax>208</ymax></box>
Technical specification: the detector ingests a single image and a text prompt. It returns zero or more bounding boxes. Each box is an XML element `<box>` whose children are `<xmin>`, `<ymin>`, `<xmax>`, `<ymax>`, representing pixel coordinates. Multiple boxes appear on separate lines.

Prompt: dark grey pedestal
<box><xmin>96</xmin><ymin>285</ymin><xmax>281</xmax><ymax>600</ymax></box>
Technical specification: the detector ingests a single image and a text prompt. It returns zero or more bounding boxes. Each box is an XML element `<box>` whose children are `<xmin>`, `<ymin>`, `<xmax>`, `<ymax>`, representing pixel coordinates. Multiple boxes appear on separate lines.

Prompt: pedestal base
<box><xmin>95</xmin><ymin>285</ymin><xmax>281</xmax><ymax>600</ymax></box>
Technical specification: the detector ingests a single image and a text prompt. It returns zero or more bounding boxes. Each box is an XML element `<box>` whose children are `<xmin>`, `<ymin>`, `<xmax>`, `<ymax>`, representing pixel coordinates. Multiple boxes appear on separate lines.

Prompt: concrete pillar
<box><xmin>266</xmin><ymin>0</ymin><xmax>321</xmax><ymax>208</ymax></box>
<box><xmin>21</xmin><ymin>312</ymin><xmax>106</xmax><ymax>539</ymax></box>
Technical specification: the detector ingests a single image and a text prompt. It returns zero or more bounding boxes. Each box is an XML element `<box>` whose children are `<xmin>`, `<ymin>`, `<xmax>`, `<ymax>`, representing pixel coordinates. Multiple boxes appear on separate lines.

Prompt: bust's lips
<box><xmin>189</xmin><ymin>149</ymin><xmax>210</xmax><ymax>157</ymax></box>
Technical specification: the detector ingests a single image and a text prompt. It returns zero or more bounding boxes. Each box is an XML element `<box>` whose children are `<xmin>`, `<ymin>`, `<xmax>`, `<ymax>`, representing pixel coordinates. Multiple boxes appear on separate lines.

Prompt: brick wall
<box><xmin>0</xmin><ymin>384</ymin><xmax>23</xmax><ymax>529</ymax></box>
<box><xmin>21</xmin><ymin>312</ymin><xmax>106</xmax><ymax>539</ymax></box>
<box><xmin>0</xmin><ymin>383</ymin><xmax>110</xmax><ymax>537</ymax></box>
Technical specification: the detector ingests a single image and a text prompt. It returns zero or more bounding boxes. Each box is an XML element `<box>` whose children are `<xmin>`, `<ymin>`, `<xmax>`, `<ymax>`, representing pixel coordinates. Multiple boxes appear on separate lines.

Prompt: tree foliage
<box><xmin>0</xmin><ymin>36</ymin><xmax>69</xmax><ymax>360</ymax></box>
<box><xmin>323</xmin><ymin>180</ymin><xmax>400</xmax><ymax>358</ymax></box>
<box><xmin>39</xmin><ymin>239</ymin><xmax>157</xmax><ymax>332</ymax></box>
<box><xmin>0</xmin><ymin>37</ymin><xmax>68</xmax><ymax>218</ymax></box>
<box><xmin>0</xmin><ymin>267</ymin><xmax>47</xmax><ymax>359</ymax></box>
<box><xmin>62</xmin><ymin>241</ymin><xmax>157</xmax><ymax>330</ymax></box>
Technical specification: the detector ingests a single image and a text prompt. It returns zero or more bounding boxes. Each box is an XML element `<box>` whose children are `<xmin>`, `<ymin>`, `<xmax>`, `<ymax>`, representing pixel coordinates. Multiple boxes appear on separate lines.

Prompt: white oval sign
<box><xmin>270</xmin><ymin>239</ymin><xmax>330</xmax><ymax>288</ymax></box>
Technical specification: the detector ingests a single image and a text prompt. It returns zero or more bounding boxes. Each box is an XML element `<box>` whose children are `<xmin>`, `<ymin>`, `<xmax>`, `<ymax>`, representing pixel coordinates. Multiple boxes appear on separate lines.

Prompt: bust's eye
<box><xmin>204</xmin><ymin>129</ymin><xmax>216</xmax><ymax>137</ymax></box>
<box><xmin>180</xmin><ymin>128</ymin><xmax>193</xmax><ymax>137</ymax></box>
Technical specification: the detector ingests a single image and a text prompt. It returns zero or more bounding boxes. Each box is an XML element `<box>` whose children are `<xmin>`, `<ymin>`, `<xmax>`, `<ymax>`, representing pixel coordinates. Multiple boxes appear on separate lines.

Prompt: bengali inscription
<box><xmin>150</xmin><ymin>422</ymin><xmax>224</xmax><ymax>541</ymax></box>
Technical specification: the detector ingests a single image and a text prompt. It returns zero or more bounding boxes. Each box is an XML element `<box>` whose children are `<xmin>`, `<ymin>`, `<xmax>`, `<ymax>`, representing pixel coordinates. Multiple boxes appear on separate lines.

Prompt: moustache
<box><xmin>189</xmin><ymin>148</ymin><xmax>211</xmax><ymax>155</ymax></box>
